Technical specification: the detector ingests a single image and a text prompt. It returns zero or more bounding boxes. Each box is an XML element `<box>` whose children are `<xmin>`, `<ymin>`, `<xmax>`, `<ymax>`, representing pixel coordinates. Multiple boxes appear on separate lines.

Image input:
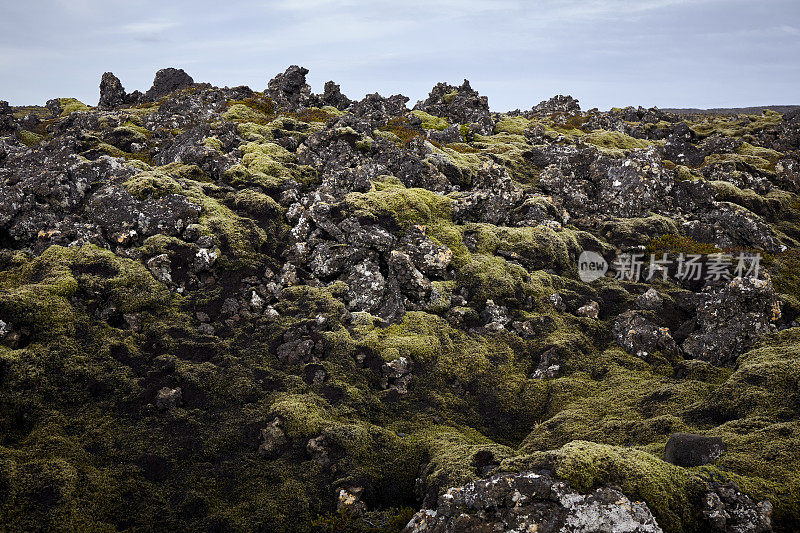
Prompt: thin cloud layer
<box><xmin>0</xmin><ymin>0</ymin><xmax>797</xmax><ymax>109</ymax></box>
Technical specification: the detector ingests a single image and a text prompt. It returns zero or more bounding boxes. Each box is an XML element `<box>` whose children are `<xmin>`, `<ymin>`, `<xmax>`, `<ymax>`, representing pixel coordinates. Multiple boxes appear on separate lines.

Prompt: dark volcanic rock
<box><xmin>320</xmin><ymin>80</ymin><xmax>352</xmax><ymax>110</ymax></box>
<box><xmin>664</xmin><ymin>433</ymin><xmax>725</xmax><ymax>466</ymax></box>
<box><xmin>414</xmin><ymin>80</ymin><xmax>493</xmax><ymax>135</ymax></box>
<box><xmin>98</xmin><ymin>72</ymin><xmax>127</xmax><ymax>110</ymax></box>
<box><xmin>683</xmin><ymin>276</ymin><xmax>780</xmax><ymax>366</ymax></box>
<box><xmin>702</xmin><ymin>482</ymin><xmax>773</xmax><ymax>533</ymax></box>
<box><xmin>145</xmin><ymin>67</ymin><xmax>195</xmax><ymax>101</ymax></box>
<box><xmin>404</xmin><ymin>471</ymin><xmax>663</xmax><ymax>533</ymax></box>
<box><xmin>268</xmin><ymin>65</ymin><xmax>314</xmax><ymax>110</ymax></box>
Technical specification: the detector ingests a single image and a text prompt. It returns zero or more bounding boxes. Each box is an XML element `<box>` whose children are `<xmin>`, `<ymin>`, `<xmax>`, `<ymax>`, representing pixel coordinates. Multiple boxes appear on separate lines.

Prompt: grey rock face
<box><xmin>614</xmin><ymin>311</ymin><xmax>680</xmax><ymax>358</ymax></box>
<box><xmin>664</xmin><ymin>433</ymin><xmax>725</xmax><ymax>467</ymax></box>
<box><xmin>320</xmin><ymin>80</ymin><xmax>352</xmax><ymax>110</ymax></box>
<box><xmin>404</xmin><ymin>471</ymin><xmax>663</xmax><ymax>533</ymax></box>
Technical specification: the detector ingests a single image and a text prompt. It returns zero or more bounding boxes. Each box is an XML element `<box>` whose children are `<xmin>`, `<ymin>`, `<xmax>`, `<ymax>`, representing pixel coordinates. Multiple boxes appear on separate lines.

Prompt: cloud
<box><xmin>119</xmin><ymin>21</ymin><xmax>180</xmax><ymax>34</ymax></box>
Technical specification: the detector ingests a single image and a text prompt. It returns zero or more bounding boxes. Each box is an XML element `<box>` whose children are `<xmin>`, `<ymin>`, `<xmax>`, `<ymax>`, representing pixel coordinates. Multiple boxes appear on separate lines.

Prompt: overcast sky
<box><xmin>1</xmin><ymin>0</ymin><xmax>798</xmax><ymax>111</ymax></box>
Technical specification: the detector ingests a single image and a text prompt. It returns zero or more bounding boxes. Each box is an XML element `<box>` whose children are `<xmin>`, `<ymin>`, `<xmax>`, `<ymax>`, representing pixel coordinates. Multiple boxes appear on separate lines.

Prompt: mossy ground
<box><xmin>1</xmin><ymin>96</ymin><xmax>799</xmax><ymax>532</ymax></box>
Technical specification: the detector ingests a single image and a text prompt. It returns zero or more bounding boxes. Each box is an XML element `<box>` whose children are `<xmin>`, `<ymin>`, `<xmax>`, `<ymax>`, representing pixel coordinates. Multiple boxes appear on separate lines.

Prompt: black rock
<box><xmin>320</xmin><ymin>80</ymin><xmax>351</xmax><ymax>110</ymax></box>
<box><xmin>145</xmin><ymin>68</ymin><xmax>194</xmax><ymax>101</ymax></box>
<box><xmin>268</xmin><ymin>65</ymin><xmax>314</xmax><ymax>110</ymax></box>
<box><xmin>98</xmin><ymin>72</ymin><xmax>127</xmax><ymax>110</ymax></box>
<box><xmin>664</xmin><ymin>433</ymin><xmax>725</xmax><ymax>467</ymax></box>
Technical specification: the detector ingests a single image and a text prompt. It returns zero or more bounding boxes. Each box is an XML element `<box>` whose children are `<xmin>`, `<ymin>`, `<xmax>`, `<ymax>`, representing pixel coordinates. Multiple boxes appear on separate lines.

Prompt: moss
<box><xmin>456</xmin><ymin>254</ymin><xmax>531</xmax><ymax>305</ymax></box>
<box><xmin>345</xmin><ymin>181</ymin><xmax>452</xmax><ymax>230</ymax></box>
<box><xmin>57</xmin><ymin>98</ymin><xmax>91</xmax><ymax>116</ymax></box>
<box><xmin>410</xmin><ymin>110</ymin><xmax>450</xmax><ymax>131</ymax></box>
<box><xmin>647</xmin><ymin>233</ymin><xmax>722</xmax><ymax>256</ymax></box>
<box><xmin>123</xmin><ymin>170</ymin><xmax>182</xmax><ymax>200</ymax></box>
<box><xmin>224</xmin><ymin>94</ymin><xmax>276</xmax><ymax>125</ymax></box>
<box><xmin>507</xmin><ymin>441</ymin><xmax>701</xmax><ymax>532</ymax></box>
<box><xmin>18</xmin><ymin>130</ymin><xmax>43</xmax><ymax>147</ymax></box>
<box><xmin>583</xmin><ymin>130</ymin><xmax>652</xmax><ymax>156</ymax></box>
<box><xmin>600</xmin><ymin>215</ymin><xmax>681</xmax><ymax>246</ymax></box>
<box><xmin>0</xmin><ymin>245</ymin><xmax>175</xmax><ymax>340</ymax></box>
<box><xmin>494</xmin><ymin>116</ymin><xmax>531</xmax><ymax>135</ymax></box>
<box><xmin>688</xmin><ymin>111</ymin><xmax>782</xmax><ymax>139</ymax></box>
<box><xmin>291</xmin><ymin>107</ymin><xmax>338</xmax><ymax>124</ymax></box>
<box><xmin>223</xmin><ymin>103</ymin><xmax>271</xmax><ymax>125</ymax></box>
<box><xmin>203</xmin><ymin>136</ymin><xmax>223</xmax><ymax>151</ymax></box>
<box><xmin>378</xmin><ymin>116</ymin><xmax>425</xmax><ymax>147</ymax></box>
<box><xmin>124</xmin><ymin>168</ymin><xmax>276</xmax><ymax>267</ymax></box>
<box><xmin>462</xmin><ymin>223</ymin><xmax>579</xmax><ymax>273</ymax></box>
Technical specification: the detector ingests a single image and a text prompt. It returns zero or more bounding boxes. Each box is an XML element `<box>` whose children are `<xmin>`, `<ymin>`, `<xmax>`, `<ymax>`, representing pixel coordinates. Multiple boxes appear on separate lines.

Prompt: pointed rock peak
<box><xmin>267</xmin><ymin>65</ymin><xmax>314</xmax><ymax>110</ymax></box>
<box><xmin>145</xmin><ymin>68</ymin><xmax>195</xmax><ymax>101</ymax></box>
<box><xmin>98</xmin><ymin>72</ymin><xmax>126</xmax><ymax>110</ymax></box>
<box><xmin>320</xmin><ymin>80</ymin><xmax>352</xmax><ymax>110</ymax></box>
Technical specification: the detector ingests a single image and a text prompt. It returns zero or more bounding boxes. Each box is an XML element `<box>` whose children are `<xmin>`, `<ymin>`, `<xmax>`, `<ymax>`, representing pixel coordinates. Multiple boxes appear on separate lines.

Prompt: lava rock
<box><xmin>404</xmin><ymin>470</ymin><xmax>663</xmax><ymax>533</ymax></box>
<box><xmin>145</xmin><ymin>68</ymin><xmax>195</xmax><ymax>101</ymax></box>
<box><xmin>664</xmin><ymin>433</ymin><xmax>725</xmax><ymax>467</ymax></box>
<box><xmin>98</xmin><ymin>72</ymin><xmax>127</xmax><ymax>110</ymax></box>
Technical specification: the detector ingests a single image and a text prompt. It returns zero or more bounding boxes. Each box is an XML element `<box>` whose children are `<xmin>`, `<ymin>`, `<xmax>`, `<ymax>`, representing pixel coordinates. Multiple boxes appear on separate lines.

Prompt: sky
<box><xmin>0</xmin><ymin>0</ymin><xmax>798</xmax><ymax>111</ymax></box>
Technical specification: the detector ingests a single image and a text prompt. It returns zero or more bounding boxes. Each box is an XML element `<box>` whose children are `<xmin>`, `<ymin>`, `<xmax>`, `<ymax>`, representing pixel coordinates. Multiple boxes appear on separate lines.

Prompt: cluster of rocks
<box><xmin>2</xmin><ymin>64</ymin><xmax>797</xmax><ymax>532</ymax></box>
<box><xmin>404</xmin><ymin>471</ymin><xmax>664</xmax><ymax>533</ymax></box>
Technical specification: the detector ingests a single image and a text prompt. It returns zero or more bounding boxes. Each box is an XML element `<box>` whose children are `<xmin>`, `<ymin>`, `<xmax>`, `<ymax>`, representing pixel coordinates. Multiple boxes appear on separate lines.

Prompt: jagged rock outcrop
<box><xmin>414</xmin><ymin>79</ymin><xmax>493</xmax><ymax>135</ymax></box>
<box><xmin>268</xmin><ymin>65</ymin><xmax>314</xmax><ymax>110</ymax></box>
<box><xmin>145</xmin><ymin>67</ymin><xmax>194</xmax><ymax>101</ymax></box>
<box><xmin>404</xmin><ymin>471</ymin><xmax>663</xmax><ymax>533</ymax></box>
<box><xmin>98</xmin><ymin>72</ymin><xmax>127</xmax><ymax>110</ymax></box>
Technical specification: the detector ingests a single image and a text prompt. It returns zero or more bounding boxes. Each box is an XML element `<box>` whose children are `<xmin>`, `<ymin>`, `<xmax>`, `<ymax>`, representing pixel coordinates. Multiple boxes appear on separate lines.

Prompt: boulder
<box><xmin>664</xmin><ymin>433</ymin><xmax>725</xmax><ymax>467</ymax></box>
<box><xmin>404</xmin><ymin>470</ymin><xmax>663</xmax><ymax>533</ymax></box>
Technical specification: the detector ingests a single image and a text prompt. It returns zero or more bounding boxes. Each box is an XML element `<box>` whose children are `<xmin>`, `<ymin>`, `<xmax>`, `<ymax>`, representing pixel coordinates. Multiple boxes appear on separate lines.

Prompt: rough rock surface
<box><xmin>0</xmin><ymin>68</ymin><xmax>798</xmax><ymax>532</ymax></box>
<box><xmin>404</xmin><ymin>471</ymin><xmax>663</xmax><ymax>533</ymax></box>
<box><xmin>145</xmin><ymin>67</ymin><xmax>195</xmax><ymax>101</ymax></box>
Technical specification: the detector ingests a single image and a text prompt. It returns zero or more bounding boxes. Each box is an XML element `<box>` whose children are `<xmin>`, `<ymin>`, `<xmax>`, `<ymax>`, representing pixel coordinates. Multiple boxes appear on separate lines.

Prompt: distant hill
<box><xmin>661</xmin><ymin>105</ymin><xmax>800</xmax><ymax>115</ymax></box>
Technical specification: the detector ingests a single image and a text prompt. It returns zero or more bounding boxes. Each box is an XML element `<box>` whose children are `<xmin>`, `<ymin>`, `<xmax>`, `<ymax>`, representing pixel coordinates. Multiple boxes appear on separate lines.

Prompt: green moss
<box><xmin>290</xmin><ymin>107</ymin><xmax>338</xmax><ymax>124</ymax></box>
<box><xmin>224</xmin><ymin>103</ymin><xmax>271</xmax><ymax>125</ymax></box>
<box><xmin>647</xmin><ymin>233</ymin><xmax>721</xmax><ymax>256</ymax></box>
<box><xmin>462</xmin><ymin>223</ymin><xmax>579</xmax><ymax>273</ymax></box>
<box><xmin>688</xmin><ymin>111</ymin><xmax>782</xmax><ymax>139</ymax></box>
<box><xmin>57</xmin><ymin>98</ymin><xmax>91</xmax><ymax>116</ymax></box>
<box><xmin>203</xmin><ymin>136</ymin><xmax>223</xmax><ymax>151</ymax></box>
<box><xmin>410</xmin><ymin>110</ymin><xmax>450</xmax><ymax>131</ymax></box>
<box><xmin>379</xmin><ymin>117</ymin><xmax>425</xmax><ymax>147</ymax></box>
<box><xmin>0</xmin><ymin>245</ymin><xmax>175</xmax><ymax>340</ymax></box>
<box><xmin>18</xmin><ymin>130</ymin><xmax>43</xmax><ymax>147</ymax></box>
<box><xmin>224</xmin><ymin>94</ymin><xmax>276</xmax><ymax>125</ymax></box>
<box><xmin>600</xmin><ymin>215</ymin><xmax>681</xmax><ymax>246</ymax></box>
<box><xmin>124</xmin><ymin>168</ymin><xmax>277</xmax><ymax>267</ymax></box>
<box><xmin>494</xmin><ymin>116</ymin><xmax>532</xmax><ymax>135</ymax></box>
<box><xmin>507</xmin><ymin>441</ymin><xmax>701</xmax><ymax>532</ymax></box>
<box><xmin>456</xmin><ymin>254</ymin><xmax>530</xmax><ymax>305</ymax></box>
<box><xmin>583</xmin><ymin>130</ymin><xmax>652</xmax><ymax>156</ymax></box>
<box><xmin>345</xmin><ymin>181</ymin><xmax>452</xmax><ymax>229</ymax></box>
